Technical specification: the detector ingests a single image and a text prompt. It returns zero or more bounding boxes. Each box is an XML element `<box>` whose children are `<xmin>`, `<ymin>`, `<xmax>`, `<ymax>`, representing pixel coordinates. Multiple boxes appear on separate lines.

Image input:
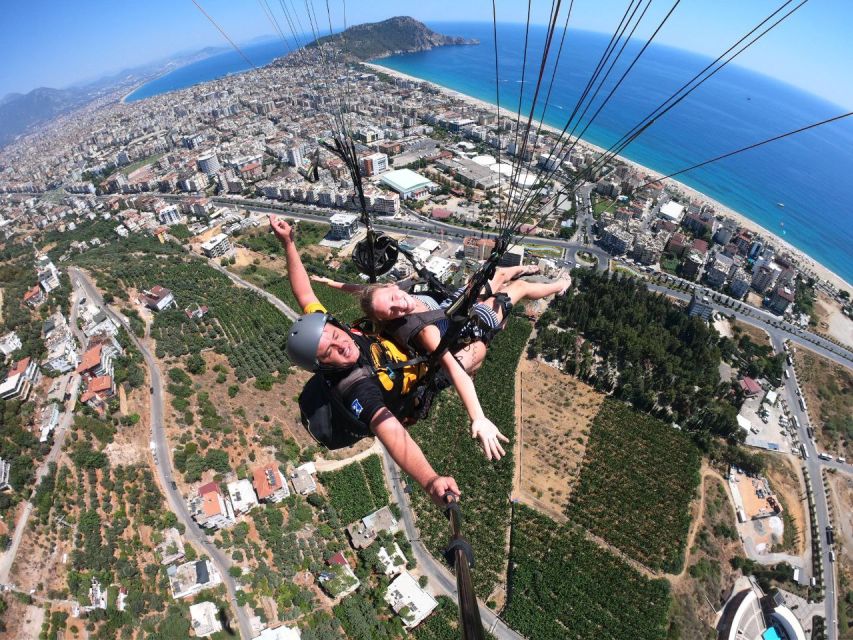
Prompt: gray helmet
<box><xmin>286</xmin><ymin>312</ymin><xmax>328</xmax><ymax>371</ymax></box>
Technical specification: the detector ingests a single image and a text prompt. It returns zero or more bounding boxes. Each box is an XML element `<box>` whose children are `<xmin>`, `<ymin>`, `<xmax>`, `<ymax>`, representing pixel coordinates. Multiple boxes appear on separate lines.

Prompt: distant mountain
<box><xmin>0</xmin><ymin>46</ymin><xmax>227</xmax><ymax>149</ymax></box>
<box><xmin>307</xmin><ymin>16</ymin><xmax>478</xmax><ymax>61</ymax></box>
<box><xmin>0</xmin><ymin>87</ymin><xmax>90</xmax><ymax>148</ymax></box>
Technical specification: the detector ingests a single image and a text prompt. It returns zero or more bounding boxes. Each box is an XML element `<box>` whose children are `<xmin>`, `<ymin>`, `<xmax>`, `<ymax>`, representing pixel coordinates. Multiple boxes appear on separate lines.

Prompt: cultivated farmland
<box><xmin>75</xmin><ymin>236</ymin><xmax>292</xmax><ymax>381</ymax></box>
<box><xmin>566</xmin><ymin>399</ymin><xmax>701</xmax><ymax>573</ymax></box>
<box><xmin>504</xmin><ymin>504</ymin><xmax>671</xmax><ymax>640</ymax></box>
<box><xmin>408</xmin><ymin>317</ymin><xmax>531</xmax><ymax>600</ymax></box>
<box><xmin>319</xmin><ymin>454</ymin><xmax>389</xmax><ymax>524</ymax></box>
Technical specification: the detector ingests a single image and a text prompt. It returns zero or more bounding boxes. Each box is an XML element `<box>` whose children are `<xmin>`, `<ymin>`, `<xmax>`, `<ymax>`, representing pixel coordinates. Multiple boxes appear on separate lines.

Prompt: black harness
<box><xmin>298</xmin><ymin>326</ymin><xmax>441</xmax><ymax>450</ymax></box>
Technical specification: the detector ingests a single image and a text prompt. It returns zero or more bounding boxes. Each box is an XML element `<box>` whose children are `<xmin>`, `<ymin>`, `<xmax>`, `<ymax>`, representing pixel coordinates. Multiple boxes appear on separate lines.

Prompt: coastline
<box><xmin>366</xmin><ymin>61</ymin><xmax>851</xmax><ymax>294</ymax></box>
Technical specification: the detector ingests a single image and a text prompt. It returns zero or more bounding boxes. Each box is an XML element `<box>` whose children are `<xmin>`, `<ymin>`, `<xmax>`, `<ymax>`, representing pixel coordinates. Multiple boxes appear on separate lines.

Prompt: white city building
<box><xmin>197</xmin><ymin>151</ymin><xmax>221</xmax><ymax>175</ymax></box>
<box><xmin>360</xmin><ymin>152</ymin><xmax>389</xmax><ymax>177</ymax></box>
<box><xmin>226</xmin><ymin>478</ymin><xmax>259</xmax><ymax>515</ymax></box>
<box><xmin>189</xmin><ymin>601</ymin><xmax>223</xmax><ymax>637</ymax></box>
<box><xmin>384</xmin><ymin>572</ymin><xmax>438</xmax><ymax>629</ymax></box>
<box><xmin>379</xmin><ymin>169</ymin><xmax>435</xmax><ymax>200</ymax></box>
<box><xmin>0</xmin><ymin>332</ymin><xmax>21</xmax><ymax>357</ymax></box>
<box><xmin>158</xmin><ymin>205</ymin><xmax>183</xmax><ymax>226</ymax></box>
<box><xmin>329</xmin><ymin>213</ymin><xmax>359</xmax><ymax>241</ymax></box>
<box><xmin>201</xmin><ymin>233</ymin><xmax>231</xmax><ymax>258</ymax></box>
<box><xmin>658</xmin><ymin>201</ymin><xmax>685</xmax><ymax>224</ymax></box>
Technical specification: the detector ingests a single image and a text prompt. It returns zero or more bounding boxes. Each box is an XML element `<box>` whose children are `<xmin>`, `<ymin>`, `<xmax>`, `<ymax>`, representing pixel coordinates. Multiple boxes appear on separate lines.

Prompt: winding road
<box><xmin>379</xmin><ymin>447</ymin><xmax>523</xmax><ymax>640</ymax></box>
<box><xmin>69</xmin><ymin>268</ymin><xmax>254</xmax><ymax>640</ymax></box>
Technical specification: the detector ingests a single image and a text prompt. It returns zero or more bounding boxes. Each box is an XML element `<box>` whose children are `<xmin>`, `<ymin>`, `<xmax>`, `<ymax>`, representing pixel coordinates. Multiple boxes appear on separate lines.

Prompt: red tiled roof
<box><xmin>691</xmin><ymin>239</ymin><xmax>709</xmax><ymax>253</ymax></box>
<box><xmin>430</xmin><ymin>208</ymin><xmax>452</xmax><ymax>220</ymax></box>
<box><xmin>88</xmin><ymin>375</ymin><xmax>113</xmax><ymax>393</ymax></box>
<box><xmin>739</xmin><ymin>377</ymin><xmax>762</xmax><ymax>395</ymax></box>
<box><xmin>198</xmin><ymin>482</ymin><xmax>220</xmax><ymax>496</ymax></box>
<box><xmin>76</xmin><ymin>344</ymin><xmax>103</xmax><ymax>374</ymax></box>
<box><xmin>23</xmin><ymin>285</ymin><xmax>42</xmax><ymax>301</ymax></box>
<box><xmin>202</xmin><ymin>491</ymin><xmax>222</xmax><ymax>517</ymax></box>
<box><xmin>327</xmin><ymin>552</ymin><xmax>348</xmax><ymax>567</ymax></box>
<box><xmin>252</xmin><ymin>464</ymin><xmax>283</xmax><ymax>500</ymax></box>
<box><xmin>8</xmin><ymin>357</ymin><xmax>31</xmax><ymax>377</ymax></box>
<box><xmin>775</xmin><ymin>287</ymin><xmax>795</xmax><ymax>302</ymax></box>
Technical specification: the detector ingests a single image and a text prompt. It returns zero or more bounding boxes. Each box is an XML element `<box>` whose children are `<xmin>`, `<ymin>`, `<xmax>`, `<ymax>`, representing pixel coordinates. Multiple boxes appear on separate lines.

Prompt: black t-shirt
<box><xmin>325</xmin><ymin>334</ymin><xmax>412</xmax><ymax>430</ymax></box>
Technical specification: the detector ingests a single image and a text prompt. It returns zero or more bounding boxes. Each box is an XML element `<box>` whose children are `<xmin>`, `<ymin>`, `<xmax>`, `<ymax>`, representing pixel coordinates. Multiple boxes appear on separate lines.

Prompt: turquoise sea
<box><xmin>127</xmin><ymin>23</ymin><xmax>853</xmax><ymax>284</ymax></box>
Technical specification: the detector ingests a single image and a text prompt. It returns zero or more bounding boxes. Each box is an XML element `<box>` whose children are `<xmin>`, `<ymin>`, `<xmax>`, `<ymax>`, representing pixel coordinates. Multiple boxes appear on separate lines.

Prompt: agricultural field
<box><xmin>73</xmin><ymin>234</ymin><xmax>292</xmax><ymax>381</ymax></box>
<box><xmin>566</xmin><ymin>399</ymin><xmax>701</xmax><ymax>574</ymax></box>
<box><xmin>319</xmin><ymin>454</ymin><xmax>390</xmax><ymax>525</ymax></box>
<box><xmin>408</xmin><ymin>317</ymin><xmax>531</xmax><ymax>600</ymax></box>
<box><xmin>503</xmin><ymin>504</ymin><xmax>671</xmax><ymax>640</ymax></box>
<box><xmin>793</xmin><ymin>346</ymin><xmax>853</xmax><ymax>458</ymax></box>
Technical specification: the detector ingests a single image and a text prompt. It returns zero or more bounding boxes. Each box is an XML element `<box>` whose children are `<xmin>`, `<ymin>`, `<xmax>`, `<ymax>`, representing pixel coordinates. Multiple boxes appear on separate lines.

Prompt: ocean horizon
<box><xmin>126</xmin><ymin>22</ymin><xmax>853</xmax><ymax>285</ymax></box>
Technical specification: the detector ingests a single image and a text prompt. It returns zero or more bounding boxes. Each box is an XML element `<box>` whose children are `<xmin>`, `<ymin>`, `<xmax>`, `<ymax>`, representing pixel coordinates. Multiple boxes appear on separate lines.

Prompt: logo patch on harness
<box><xmin>350</xmin><ymin>398</ymin><xmax>363</xmax><ymax>418</ymax></box>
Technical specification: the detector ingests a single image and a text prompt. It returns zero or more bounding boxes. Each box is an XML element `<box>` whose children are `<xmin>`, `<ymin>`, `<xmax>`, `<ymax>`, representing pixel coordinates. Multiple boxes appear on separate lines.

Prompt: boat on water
<box><xmin>776</xmin><ymin>202</ymin><xmax>785</xmax><ymax>208</ymax></box>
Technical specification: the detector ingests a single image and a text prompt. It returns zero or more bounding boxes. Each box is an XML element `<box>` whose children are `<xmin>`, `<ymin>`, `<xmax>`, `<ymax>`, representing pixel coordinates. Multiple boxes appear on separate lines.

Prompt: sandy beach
<box><xmin>366</xmin><ymin>62</ymin><xmax>851</xmax><ymax>294</ymax></box>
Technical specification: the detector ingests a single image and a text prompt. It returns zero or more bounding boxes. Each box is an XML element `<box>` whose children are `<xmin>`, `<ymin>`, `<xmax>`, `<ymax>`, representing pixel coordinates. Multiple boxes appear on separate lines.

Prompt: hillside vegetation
<box><xmin>529</xmin><ymin>270</ymin><xmax>740</xmax><ymax>446</ymax></box>
<box><xmin>308</xmin><ymin>16</ymin><xmax>477</xmax><ymax>60</ymax></box>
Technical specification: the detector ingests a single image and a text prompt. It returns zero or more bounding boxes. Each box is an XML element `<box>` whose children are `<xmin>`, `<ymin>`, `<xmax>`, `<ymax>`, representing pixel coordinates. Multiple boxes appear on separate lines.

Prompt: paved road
<box><xmin>70</xmin><ymin>268</ymin><xmax>254</xmax><ymax>640</ymax></box>
<box><xmin>645</xmin><ymin>279</ymin><xmax>853</xmax><ymax>371</ymax></box>
<box><xmin>207</xmin><ymin>259</ymin><xmax>298</xmax><ymax>321</ymax></box>
<box><xmin>379</xmin><ymin>447</ymin><xmax>524</xmax><ymax>640</ymax></box>
<box><xmin>179</xmin><ymin>194</ymin><xmax>611</xmax><ymax>274</ymax></box>
<box><xmin>774</xmin><ymin>333</ymin><xmax>838</xmax><ymax>640</ymax></box>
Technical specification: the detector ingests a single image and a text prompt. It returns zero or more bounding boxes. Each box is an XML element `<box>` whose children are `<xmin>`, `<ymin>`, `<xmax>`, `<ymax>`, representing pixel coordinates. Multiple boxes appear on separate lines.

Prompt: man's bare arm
<box><xmin>370</xmin><ymin>408</ymin><xmax>459</xmax><ymax>505</ymax></box>
<box><xmin>269</xmin><ymin>216</ymin><xmax>318</xmax><ymax>310</ymax></box>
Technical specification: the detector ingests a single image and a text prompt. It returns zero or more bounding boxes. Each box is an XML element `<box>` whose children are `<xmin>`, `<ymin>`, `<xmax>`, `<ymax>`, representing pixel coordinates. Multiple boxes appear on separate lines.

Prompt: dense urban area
<box><xmin>0</xmin><ymin>16</ymin><xmax>851</xmax><ymax>640</ymax></box>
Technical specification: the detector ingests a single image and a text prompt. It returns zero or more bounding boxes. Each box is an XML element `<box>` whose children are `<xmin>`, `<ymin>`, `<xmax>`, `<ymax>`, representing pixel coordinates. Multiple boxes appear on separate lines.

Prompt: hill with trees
<box><xmin>307</xmin><ymin>16</ymin><xmax>478</xmax><ymax>60</ymax></box>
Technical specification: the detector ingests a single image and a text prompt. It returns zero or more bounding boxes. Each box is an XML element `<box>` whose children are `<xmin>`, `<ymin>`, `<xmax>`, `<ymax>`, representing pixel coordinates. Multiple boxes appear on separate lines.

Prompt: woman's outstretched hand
<box><xmin>269</xmin><ymin>215</ymin><xmax>294</xmax><ymax>246</ymax></box>
<box><xmin>471</xmin><ymin>417</ymin><xmax>509</xmax><ymax>461</ymax></box>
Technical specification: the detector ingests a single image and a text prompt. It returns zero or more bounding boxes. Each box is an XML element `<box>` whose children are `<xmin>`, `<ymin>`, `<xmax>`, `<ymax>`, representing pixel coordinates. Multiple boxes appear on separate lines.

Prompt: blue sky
<box><xmin>1</xmin><ymin>0</ymin><xmax>850</xmax><ymax>107</ymax></box>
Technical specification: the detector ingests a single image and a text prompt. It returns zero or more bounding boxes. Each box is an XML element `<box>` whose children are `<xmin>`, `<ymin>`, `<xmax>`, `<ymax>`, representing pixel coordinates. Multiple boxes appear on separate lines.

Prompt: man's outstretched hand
<box><xmin>425</xmin><ymin>475</ymin><xmax>460</xmax><ymax>507</ymax></box>
<box><xmin>269</xmin><ymin>215</ymin><xmax>294</xmax><ymax>245</ymax></box>
<box><xmin>471</xmin><ymin>417</ymin><xmax>509</xmax><ymax>461</ymax></box>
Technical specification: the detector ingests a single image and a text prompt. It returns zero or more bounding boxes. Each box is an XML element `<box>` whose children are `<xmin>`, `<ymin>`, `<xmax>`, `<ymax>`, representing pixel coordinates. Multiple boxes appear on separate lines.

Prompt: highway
<box><xmin>774</xmin><ymin>332</ymin><xmax>839</xmax><ymax>640</ymax></box>
<box><xmin>169</xmin><ymin>194</ymin><xmax>612</xmax><ymax>273</ymax></box>
<box><xmin>69</xmin><ymin>268</ymin><xmax>254</xmax><ymax>640</ymax></box>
